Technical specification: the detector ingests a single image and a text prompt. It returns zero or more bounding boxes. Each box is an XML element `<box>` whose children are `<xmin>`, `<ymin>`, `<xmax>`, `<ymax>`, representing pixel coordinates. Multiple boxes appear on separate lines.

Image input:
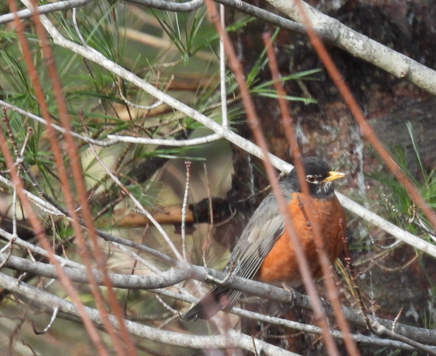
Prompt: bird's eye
<box><xmin>306</xmin><ymin>175</ymin><xmax>317</xmax><ymax>183</ymax></box>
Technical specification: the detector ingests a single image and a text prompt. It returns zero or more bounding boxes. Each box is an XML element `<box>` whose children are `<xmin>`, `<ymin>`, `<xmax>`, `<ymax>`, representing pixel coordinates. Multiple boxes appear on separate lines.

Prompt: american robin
<box><xmin>183</xmin><ymin>156</ymin><xmax>346</xmax><ymax>321</ymax></box>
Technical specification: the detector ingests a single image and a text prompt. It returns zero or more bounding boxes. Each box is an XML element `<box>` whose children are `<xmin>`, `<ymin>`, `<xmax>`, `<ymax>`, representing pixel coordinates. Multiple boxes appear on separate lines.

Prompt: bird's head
<box><xmin>288</xmin><ymin>157</ymin><xmax>345</xmax><ymax>198</ymax></box>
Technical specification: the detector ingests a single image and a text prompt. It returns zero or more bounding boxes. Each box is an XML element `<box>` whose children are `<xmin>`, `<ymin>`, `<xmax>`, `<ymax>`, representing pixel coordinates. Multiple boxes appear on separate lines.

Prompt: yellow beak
<box><xmin>322</xmin><ymin>171</ymin><xmax>346</xmax><ymax>183</ymax></box>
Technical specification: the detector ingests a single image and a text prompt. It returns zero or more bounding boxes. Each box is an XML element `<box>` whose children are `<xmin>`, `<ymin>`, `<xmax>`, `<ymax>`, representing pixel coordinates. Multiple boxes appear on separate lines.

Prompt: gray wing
<box><xmin>225</xmin><ymin>193</ymin><xmax>286</xmax><ymax>280</ymax></box>
<box><xmin>219</xmin><ymin>179</ymin><xmax>295</xmax><ymax>311</ymax></box>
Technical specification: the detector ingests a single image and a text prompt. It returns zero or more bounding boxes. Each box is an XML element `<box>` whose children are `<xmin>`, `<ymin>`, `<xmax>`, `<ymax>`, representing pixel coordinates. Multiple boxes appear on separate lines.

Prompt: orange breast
<box><xmin>256</xmin><ymin>193</ymin><xmax>346</xmax><ymax>286</ymax></box>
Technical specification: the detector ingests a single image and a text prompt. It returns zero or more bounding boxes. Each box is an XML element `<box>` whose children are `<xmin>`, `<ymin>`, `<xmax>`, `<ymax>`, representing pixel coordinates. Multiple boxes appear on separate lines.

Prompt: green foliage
<box><xmin>370</xmin><ymin>122</ymin><xmax>436</xmax><ymax>241</ymax></box>
<box><xmin>151</xmin><ymin>7</ymin><xmax>252</xmax><ymax>61</ymax></box>
<box><xmin>249</xmin><ymin>70</ymin><xmax>320</xmax><ymax>104</ymax></box>
<box><xmin>244</xmin><ymin>28</ymin><xmax>321</xmax><ymax>104</ymax></box>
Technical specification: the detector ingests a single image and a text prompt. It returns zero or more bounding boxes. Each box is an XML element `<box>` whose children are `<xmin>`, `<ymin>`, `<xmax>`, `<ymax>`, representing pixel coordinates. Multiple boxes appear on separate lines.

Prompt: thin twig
<box><xmin>72</xmin><ymin>8</ymin><xmax>87</xmax><ymax>47</ymax></box>
<box><xmin>0</xmin><ymin>0</ymin><xmax>92</xmax><ymax>24</ymax></box>
<box><xmin>369</xmin><ymin>319</ymin><xmax>436</xmax><ymax>355</ymax></box>
<box><xmin>206</xmin><ymin>260</ymin><xmax>235</xmax><ymax>285</ymax></box>
<box><xmin>181</xmin><ymin>161</ymin><xmax>191</xmax><ymax>261</ymax></box>
<box><xmin>126</xmin><ymin>0</ymin><xmax>204</xmax><ymax>12</ymax></box>
<box><xmin>118</xmin><ymin>76</ymin><xmax>164</xmax><ymax>110</ymax></box>
<box><xmin>21</xmin><ymin>340</ymin><xmax>39</xmax><ymax>356</ymax></box>
<box><xmin>392</xmin><ymin>308</ymin><xmax>403</xmax><ymax>333</ymax></box>
<box><xmin>252</xmin><ymin>335</ymin><xmax>259</xmax><ymax>356</ymax></box>
<box><xmin>155</xmin><ymin>294</ymin><xmax>180</xmax><ymax>318</ymax></box>
<box><xmin>0</xmin><ymin>238</ymin><xmax>15</xmax><ymax>271</ymax></box>
<box><xmin>368</xmin><ymin>233</ymin><xmax>403</xmax><ymax>251</ymax></box>
<box><xmin>0</xmin><ymin>100</ymin><xmax>223</xmax><ymax>148</ymax></box>
<box><xmin>372</xmin><ymin>253</ymin><xmax>419</xmax><ymax>272</ymax></box>
<box><xmin>30</xmin><ymin>307</ymin><xmax>58</xmax><ymax>335</ymax></box>
<box><xmin>123</xmin><ymin>259</ymin><xmax>137</xmax><ymax>317</ymax></box>
<box><xmin>219</xmin><ymin>3</ymin><xmax>228</xmax><ymax>128</ymax></box>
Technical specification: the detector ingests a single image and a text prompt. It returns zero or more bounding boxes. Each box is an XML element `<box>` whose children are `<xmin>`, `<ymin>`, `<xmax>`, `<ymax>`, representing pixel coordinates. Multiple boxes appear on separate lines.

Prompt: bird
<box><xmin>183</xmin><ymin>156</ymin><xmax>346</xmax><ymax>321</ymax></box>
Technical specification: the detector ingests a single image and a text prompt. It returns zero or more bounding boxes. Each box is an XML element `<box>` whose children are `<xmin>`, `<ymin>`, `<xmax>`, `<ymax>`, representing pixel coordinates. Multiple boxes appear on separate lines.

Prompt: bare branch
<box><xmin>31</xmin><ymin>307</ymin><xmax>58</xmax><ymax>335</ymax></box>
<box><xmin>0</xmin><ymin>228</ymin><xmax>82</xmax><ymax>269</ymax></box>
<box><xmin>0</xmin><ymin>272</ymin><xmax>299</xmax><ymax>356</ymax></box>
<box><xmin>214</xmin><ymin>0</ymin><xmax>326</xmax><ymax>38</ymax></box>
<box><xmin>336</xmin><ymin>193</ymin><xmax>436</xmax><ymax>258</ymax></box>
<box><xmin>0</xmin><ymin>101</ymin><xmax>110</xmax><ymax>146</ymax></box>
<box><xmin>106</xmin><ymin>133</ymin><xmax>222</xmax><ymax>146</ymax></box>
<box><xmin>125</xmin><ymin>0</ymin><xmax>204</xmax><ymax>12</ymax></box>
<box><xmin>264</xmin><ymin>0</ymin><xmax>436</xmax><ymax>95</ymax></box>
<box><xmin>0</xmin><ymin>253</ymin><xmax>189</xmax><ymax>289</ymax></box>
<box><xmin>0</xmin><ymin>0</ymin><xmax>92</xmax><ymax>25</ymax></box>
<box><xmin>235</xmin><ymin>308</ymin><xmax>421</xmax><ymax>352</ymax></box>
<box><xmin>1</xmin><ymin>100</ymin><xmax>222</xmax><ymax>147</ymax></box>
<box><xmin>369</xmin><ymin>318</ymin><xmax>436</xmax><ymax>356</ymax></box>
<box><xmin>0</xmin><ymin>174</ymin><xmax>65</xmax><ymax>217</ymax></box>
<box><xmin>155</xmin><ymin>285</ymin><xmax>434</xmax><ymax>352</ymax></box>
<box><xmin>5</xmin><ymin>229</ymin><xmax>435</xmax><ymax>348</ymax></box>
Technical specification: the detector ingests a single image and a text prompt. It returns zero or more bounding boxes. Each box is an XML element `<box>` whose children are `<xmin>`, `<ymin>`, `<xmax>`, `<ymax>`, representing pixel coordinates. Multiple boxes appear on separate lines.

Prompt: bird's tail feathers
<box><xmin>183</xmin><ymin>286</ymin><xmax>241</xmax><ymax>321</ymax></box>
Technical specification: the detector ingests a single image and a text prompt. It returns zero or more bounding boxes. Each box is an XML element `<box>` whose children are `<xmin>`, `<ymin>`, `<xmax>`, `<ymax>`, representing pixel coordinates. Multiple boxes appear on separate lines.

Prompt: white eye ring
<box><xmin>306</xmin><ymin>175</ymin><xmax>318</xmax><ymax>184</ymax></box>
